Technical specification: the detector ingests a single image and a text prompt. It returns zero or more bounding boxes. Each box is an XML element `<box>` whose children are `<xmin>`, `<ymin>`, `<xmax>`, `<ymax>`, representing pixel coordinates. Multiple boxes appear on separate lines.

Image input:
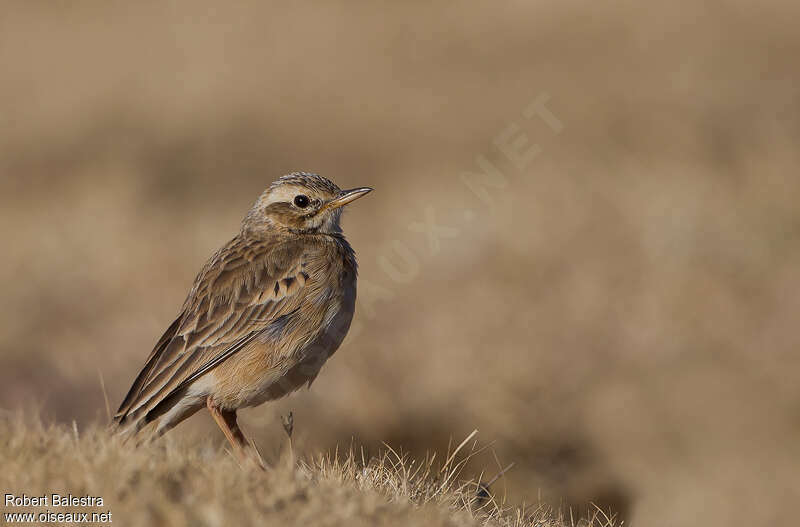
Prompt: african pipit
<box><xmin>113</xmin><ymin>173</ymin><xmax>372</xmax><ymax>464</ymax></box>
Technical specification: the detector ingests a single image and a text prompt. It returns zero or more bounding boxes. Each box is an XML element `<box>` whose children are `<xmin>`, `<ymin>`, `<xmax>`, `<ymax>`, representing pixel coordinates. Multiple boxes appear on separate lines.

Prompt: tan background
<box><xmin>1</xmin><ymin>2</ymin><xmax>798</xmax><ymax>525</ymax></box>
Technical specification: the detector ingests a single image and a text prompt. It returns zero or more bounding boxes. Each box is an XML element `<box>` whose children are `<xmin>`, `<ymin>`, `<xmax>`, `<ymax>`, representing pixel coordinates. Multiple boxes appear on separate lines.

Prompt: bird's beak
<box><xmin>322</xmin><ymin>187</ymin><xmax>373</xmax><ymax>211</ymax></box>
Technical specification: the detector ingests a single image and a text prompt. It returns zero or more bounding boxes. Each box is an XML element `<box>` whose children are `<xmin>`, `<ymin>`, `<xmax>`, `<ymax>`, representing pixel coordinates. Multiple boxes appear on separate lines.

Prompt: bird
<box><xmin>112</xmin><ymin>172</ymin><xmax>372</xmax><ymax>465</ymax></box>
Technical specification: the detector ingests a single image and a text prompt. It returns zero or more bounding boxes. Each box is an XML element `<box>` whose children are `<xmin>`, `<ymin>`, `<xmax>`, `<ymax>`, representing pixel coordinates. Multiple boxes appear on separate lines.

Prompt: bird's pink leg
<box><xmin>206</xmin><ymin>396</ymin><xmax>264</xmax><ymax>469</ymax></box>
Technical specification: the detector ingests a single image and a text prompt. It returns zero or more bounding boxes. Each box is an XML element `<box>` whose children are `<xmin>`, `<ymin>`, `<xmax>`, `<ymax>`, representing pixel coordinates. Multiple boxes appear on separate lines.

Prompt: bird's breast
<box><xmin>210</xmin><ymin>255</ymin><xmax>357</xmax><ymax>409</ymax></box>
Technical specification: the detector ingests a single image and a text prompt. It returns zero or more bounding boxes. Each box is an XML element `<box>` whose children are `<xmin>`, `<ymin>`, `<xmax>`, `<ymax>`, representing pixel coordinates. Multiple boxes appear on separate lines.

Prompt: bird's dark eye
<box><xmin>293</xmin><ymin>195</ymin><xmax>310</xmax><ymax>208</ymax></box>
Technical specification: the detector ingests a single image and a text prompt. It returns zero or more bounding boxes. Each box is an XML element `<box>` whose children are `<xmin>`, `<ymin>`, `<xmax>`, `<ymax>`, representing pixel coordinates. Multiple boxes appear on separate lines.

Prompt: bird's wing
<box><xmin>114</xmin><ymin>235</ymin><xmax>316</xmax><ymax>424</ymax></box>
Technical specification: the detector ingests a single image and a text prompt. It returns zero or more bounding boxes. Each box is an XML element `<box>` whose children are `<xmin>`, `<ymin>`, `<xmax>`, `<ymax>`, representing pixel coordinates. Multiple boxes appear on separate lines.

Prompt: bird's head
<box><xmin>244</xmin><ymin>172</ymin><xmax>372</xmax><ymax>235</ymax></box>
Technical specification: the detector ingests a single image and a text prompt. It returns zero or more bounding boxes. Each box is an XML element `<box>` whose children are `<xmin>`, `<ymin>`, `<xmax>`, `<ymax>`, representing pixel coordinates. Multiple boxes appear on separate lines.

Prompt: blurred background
<box><xmin>1</xmin><ymin>1</ymin><xmax>798</xmax><ymax>525</ymax></box>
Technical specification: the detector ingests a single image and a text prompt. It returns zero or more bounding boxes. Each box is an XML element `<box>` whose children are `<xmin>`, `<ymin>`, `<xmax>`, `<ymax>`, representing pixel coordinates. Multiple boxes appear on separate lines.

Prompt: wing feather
<box><xmin>114</xmin><ymin>235</ymin><xmax>311</xmax><ymax>425</ymax></box>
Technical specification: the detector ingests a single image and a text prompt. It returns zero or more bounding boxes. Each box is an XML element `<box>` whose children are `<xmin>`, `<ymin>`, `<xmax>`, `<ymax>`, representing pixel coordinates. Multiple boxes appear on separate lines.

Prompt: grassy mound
<box><xmin>0</xmin><ymin>414</ymin><xmax>618</xmax><ymax>527</ymax></box>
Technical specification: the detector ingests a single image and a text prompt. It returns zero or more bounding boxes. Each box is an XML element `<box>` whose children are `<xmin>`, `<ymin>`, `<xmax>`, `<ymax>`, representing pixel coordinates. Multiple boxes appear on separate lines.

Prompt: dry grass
<box><xmin>0</xmin><ymin>413</ymin><xmax>617</xmax><ymax>527</ymax></box>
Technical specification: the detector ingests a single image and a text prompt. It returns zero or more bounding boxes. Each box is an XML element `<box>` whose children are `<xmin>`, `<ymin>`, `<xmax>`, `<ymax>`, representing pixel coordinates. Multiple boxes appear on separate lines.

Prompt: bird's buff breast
<box><xmin>208</xmin><ymin>274</ymin><xmax>356</xmax><ymax>410</ymax></box>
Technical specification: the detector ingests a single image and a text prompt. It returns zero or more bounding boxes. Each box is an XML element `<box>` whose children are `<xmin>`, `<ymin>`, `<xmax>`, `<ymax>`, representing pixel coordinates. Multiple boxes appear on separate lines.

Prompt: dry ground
<box><xmin>0</xmin><ymin>414</ymin><xmax>618</xmax><ymax>527</ymax></box>
<box><xmin>2</xmin><ymin>2</ymin><xmax>799</xmax><ymax>526</ymax></box>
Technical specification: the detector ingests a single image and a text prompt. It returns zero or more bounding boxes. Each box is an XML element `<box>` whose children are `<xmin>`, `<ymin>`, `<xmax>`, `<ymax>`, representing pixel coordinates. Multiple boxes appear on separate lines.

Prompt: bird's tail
<box><xmin>109</xmin><ymin>415</ymin><xmax>140</xmax><ymax>444</ymax></box>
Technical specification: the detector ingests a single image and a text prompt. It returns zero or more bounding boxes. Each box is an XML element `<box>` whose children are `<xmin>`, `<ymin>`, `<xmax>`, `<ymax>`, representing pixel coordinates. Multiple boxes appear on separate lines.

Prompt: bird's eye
<box><xmin>293</xmin><ymin>195</ymin><xmax>310</xmax><ymax>208</ymax></box>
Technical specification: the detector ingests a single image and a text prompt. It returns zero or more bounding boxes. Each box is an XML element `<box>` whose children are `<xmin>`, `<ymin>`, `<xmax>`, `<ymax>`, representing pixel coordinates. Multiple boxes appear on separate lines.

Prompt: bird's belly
<box><xmin>210</xmin><ymin>287</ymin><xmax>356</xmax><ymax>410</ymax></box>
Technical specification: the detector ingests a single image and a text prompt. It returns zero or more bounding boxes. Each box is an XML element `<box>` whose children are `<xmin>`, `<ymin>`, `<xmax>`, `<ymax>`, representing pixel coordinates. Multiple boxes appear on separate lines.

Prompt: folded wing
<box><xmin>114</xmin><ymin>235</ymin><xmax>312</xmax><ymax>429</ymax></box>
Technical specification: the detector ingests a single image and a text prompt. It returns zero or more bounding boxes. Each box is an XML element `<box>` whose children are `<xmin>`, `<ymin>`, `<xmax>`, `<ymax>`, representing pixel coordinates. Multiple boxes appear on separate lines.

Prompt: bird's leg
<box><xmin>281</xmin><ymin>411</ymin><xmax>295</xmax><ymax>467</ymax></box>
<box><xmin>206</xmin><ymin>397</ymin><xmax>244</xmax><ymax>455</ymax></box>
<box><xmin>206</xmin><ymin>396</ymin><xmax>264</xmax><ymax>469</ymax></box>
